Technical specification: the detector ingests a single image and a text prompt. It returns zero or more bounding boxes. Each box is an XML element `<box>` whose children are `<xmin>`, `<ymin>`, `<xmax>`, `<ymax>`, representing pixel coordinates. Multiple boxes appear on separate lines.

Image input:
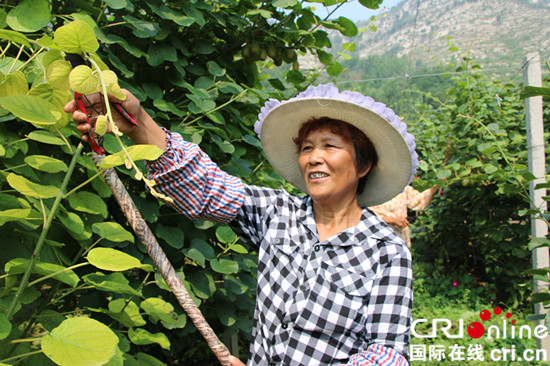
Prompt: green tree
<box><xmin>407</xmin><ymin>58</ymin><xmax>536</xmax><ymax>309</ymax></box>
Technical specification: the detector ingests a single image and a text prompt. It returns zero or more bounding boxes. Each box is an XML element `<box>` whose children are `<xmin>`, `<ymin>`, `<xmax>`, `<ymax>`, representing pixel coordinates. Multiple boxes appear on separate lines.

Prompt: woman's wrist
<box><xmin>127</xmin><ymin>108</ymin><xmax>167</xmax><ymax>150</ymax></box>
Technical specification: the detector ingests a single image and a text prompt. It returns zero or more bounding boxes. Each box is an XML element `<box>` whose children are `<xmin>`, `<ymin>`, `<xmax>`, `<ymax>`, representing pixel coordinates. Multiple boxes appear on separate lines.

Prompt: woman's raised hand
<box><xmin>64</xmin><ymin>89</ymin><xmax>141</xmax><ymax>142</ymax></box>
<box><xmin>64</xmin><ymin>89</ymin><xmax>167</xmax><ymax>150</ymax></box>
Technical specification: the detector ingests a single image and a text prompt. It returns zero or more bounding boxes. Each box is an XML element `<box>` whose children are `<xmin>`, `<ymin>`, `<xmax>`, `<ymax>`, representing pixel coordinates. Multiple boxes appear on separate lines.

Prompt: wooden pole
<box><xmin>523</xmin><ymin>51</ymin><xmax>550</xmax><ymax>353</ymax></box>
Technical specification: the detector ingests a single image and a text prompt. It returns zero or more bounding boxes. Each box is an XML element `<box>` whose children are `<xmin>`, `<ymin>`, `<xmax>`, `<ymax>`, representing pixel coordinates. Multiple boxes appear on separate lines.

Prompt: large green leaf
<box><xmin>25</xmin><ymin>155</ymin><xmax>68</xmax><ymax>173</ymax></box>
<box><xmin>5</xmin><ymin>258</ymin><xmax>79</xmax><ymax>287</ymax></box>
<box><xmin>6</xmin><ymin>0</ymin><xmax>51</xmax><ymax>33</ymax></box>
<box><xmin>128</xmin><ymin>328</ymin><xmax>170</xmax><ymax>350</ymax></box>
<box><xmin>6</xmin><ymin>173</ymin><xmax>60</xmax><ymax>198</ymax></box>
<box><xmin>210</xmin><ymin>258</ymin><xmax>239</xmax><ymax>274</ymax></box>
<box><xmin>86</xmin><ymin>248</ymin><xmax>153</xmax><ymax>272</ymax></box>
<box><xmin>0</xmin><ymin>208</ymin><xmax>31</xmax><ymax>226</ymax></box>
<box><xmin>140</xmin><ymin>297</ymin><xmax>186</xmax><ymax>328</ymax></box>
<box><xmin>41</xmin><ymin>317</ymin><xmax>119</xmax><ymax>366</ymax></box>
<box><xmin>69</xmin><ymin>65</ymin><xmax>100</xmax><ymax>95</ymax></box>
<box><xmin>0</xmin><ymin>95</ymin><xmax>60</xmax><ymax>125</ymax></box>
<box><xmin>98</xmin><ymin>145</ymin><xmax>165</xmax><ymax>169</ymax></box>
<box><xmin>216</xmin><ymin>226</ymin><xmax>237</xmax><ymax>243</ymax></box>
<box><xmin>188</xmin><ymin>270</ymin><xmax>216</xmax><ymax>299</ymax></box>
<box><xmin>156</xmin><ymin>224</ymin><xmax>184</xmax><ymax>249</ymax></box>
<box><xmin>105</xmin><ymin>299</ymin><xmax>146</xmax><ymax>327</ymax></box>
<box><xmin>83</xmin><ymin>272</ymin><xmax>142</xmax><ymax>297</ymax></box>
<box><xmin>53</xmin><ymin>20</ymin><xmax>99</xmax><ymax>54</ymax></box>
<box><xmin>68</xmin><ymin>191</ymin><xmax>108</xmax><ymax>217</ymax></box>
<box><xmin>0</xmin><ymin>71</ymin><xmax>29</xmax><ymax>96</ymax></box>
<box><xmin>27</xmin><ymin>130</ymin><xmax>66</xmax><ymax>146</ymax></box>
<box><xmin>92</xmin><ymin>222</ymin><xmax>134</xmax><ymax>243</ymax></box>
<box><xmin>0</xmin><ymin>29</ymin><xmax>31</xmax><ymax>47</ymax></box>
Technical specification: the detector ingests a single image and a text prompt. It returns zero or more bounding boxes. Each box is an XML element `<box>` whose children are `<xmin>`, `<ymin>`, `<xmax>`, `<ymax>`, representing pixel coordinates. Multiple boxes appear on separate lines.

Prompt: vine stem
<box><xmin>6</xmin><ymin>143</ymin><xmax>85</xmax><ymax>320</ymax></box>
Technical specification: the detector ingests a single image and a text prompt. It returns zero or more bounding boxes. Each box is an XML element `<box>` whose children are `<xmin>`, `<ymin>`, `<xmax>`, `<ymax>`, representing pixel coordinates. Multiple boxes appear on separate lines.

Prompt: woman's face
<box><xmin>298</xmin><ymin>128</ymin><xmax>368</xmax><ymax>206</ymax></box>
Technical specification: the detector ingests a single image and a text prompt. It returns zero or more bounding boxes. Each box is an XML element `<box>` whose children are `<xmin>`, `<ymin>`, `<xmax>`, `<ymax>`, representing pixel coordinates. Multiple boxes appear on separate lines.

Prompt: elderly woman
<box><xmin>66</xmin><ymin>84</ymin><xmax>417</xmax><ymax>366</ymax></box>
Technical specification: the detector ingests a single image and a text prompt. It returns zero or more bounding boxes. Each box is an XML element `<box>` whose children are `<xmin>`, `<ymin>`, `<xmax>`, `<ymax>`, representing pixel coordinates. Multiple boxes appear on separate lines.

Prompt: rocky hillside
<box><xmin>328</xmin><ymin>0</ymin><xmax>550</xmax><ymax>70</ymax></box>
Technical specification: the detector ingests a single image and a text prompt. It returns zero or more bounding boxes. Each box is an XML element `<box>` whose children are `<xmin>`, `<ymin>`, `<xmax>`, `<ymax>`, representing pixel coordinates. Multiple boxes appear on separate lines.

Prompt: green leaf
<box><xmin>190</xmin><ymin>238</ymin><xmax>215</xmax><ymax>259</ymax></box>
<box><xmin>104</xmin><ymin>0</ymin><xmax>128</xmax><ymax>10</ymax></box>
<box><xmin>53</xmin><ymin>20</ymin><xmax>99</xmax><ymax>54</ymax></box>
<box><xmin>140</xmin><ymin>298</ymin><xmax>186</xmax><ymax>328</ymax></box>
<box><xmin>83</xmin><ymin>272</ymin><xmax>142</xmax><ymax>297</ymax></box>
<box><xmin>68</xmin><ymin>191</ymin><xmax>108</xmax><ymax>217</ymax></box>
<box><xmin>436</xmin><ymin>169</ymin><xmax>452</xmax><ymax>179</ymax></box>
<box><xmin>41</xmin><ymin>317</ymin><xmax>119</xmax><ymax>366</ymax></box>
<box><xmin>216</xmin><ymin>226</ymin><xmax>236</xmax><ymax>243</ymax></box>
<box><xmin>335</xmin><ymin>16</ymin><xmax>358</xmax><ymax>37</ymax></box>
<box><xmin>47</xmin><ymin>59</ymin><xmax>72</xmax><ymax>90</ymax></box>
<box><xmin>25</xmin><ymin>155</ymin><xmax>68</xmax><ymax>173</ymax></box>
<box><xmin>107</xmin><ymin>299</ymin><xmax>146</xmax><ymax>327</ymax></box>
<box><xmin>529</xmin><ymin>238</ymin><xmax>550</xmax><ymax>250</ymax></box>
<box><xmin>0</xmin><ymin>208</ymin><xmax>31</xmax><ymax>226</ymax></box>
<box><xmin>6</xmin><ymin>0</ymin><xmax>51</xmax><ymax>33</ymax></box>
<box><xmin>92</xmin><ymin>222</ymin><xmax>134</xmax><ymax>243</ymax></box>
<box><xmin>87</xmin><ymin>248</ymin><xmax>153</xmax><ymax>272</ymax></box>
<box><xmin>0</xmin><ymin>71</ymin><xmax>29</xmax><ymax>96</ymax></box>
<box><xmin>98</xmin><ymin>145</ymin><xmax>165</xmax><ymax>169</ymax></box>
<box><xmin>156</xmin><ymin>224</ymin><xmax>184</xmax><ymax>249</ymax></box>
<box><xmin>327</xmin><ymin>62</ymin><xmax>343</xmax><ymax>76</ymax></box>
<box><xmin>520</xmin><ymin>86</ymin><xmax>550</xmax><ymax>99</ymax></box>
<box><xmin>124</xmin><ymin>16</ymin><xmax>160</xmax><ymax>38</ymax></box>
<box><xmin>128</xmin><ymin>328</ymin><xmax>170</xmax><ymax>350</ymax></box>
<box><xmin>69</xmin><ymin>65</ymin><xmax>100</xmax><ymax>94</ymax></box>
<box><xmin>0</xmin><ymin>312</ymin><xmax>12</xmax><ymax>340</ymax></box>
<box><xmin>0</xmin><ymin>95</ymin><xmax>60</xmax><ymax>125</ymax></box>
<box><xmin>273</xmin><ymin>0</ymin><xmax>299</xmax><ymax>7</ymax></box>
<box><xmin>229</xmin><ymin>243</ymin><xmax>248</xmax><ymax>254</ymax></box>
<box><xmin>217</xmin><ymin>301</ymin><xmax>236</xmax><ymax>326</ymax></box>
<box><xmin>531</xmin><ymin>292</ymin><xmax>550</xmax><ymax>304</ymax></box>
<box><xmin>6</xmin><ymin>173</ymin><xmax>60</xmax><ymax>198</ymax></box>
<box><xmin>57</xmin><ymin>210</ymin><xmax>87</xmax><ymax>237</ymax></box>
<box><xmin>210</xmin><ymin>258</ymin><xmax>239</xmax><ymax>274</ymax></box>
<box><xmin>0</xmin><ymin>29</ymin><xmax>31</xmax><ymax>47</ymax></box>
<box><xmin>189</xmin><ymin>270</ymin><xmax>216</xmax><ymax>299</ymax></box>
<box><xmin>27</xmin><ymin>130</ymin><xmax>66</xmax><ymax>146</ymax></box>
<box><xmin>183</xmin><ymin>248</ymin><xmax>206</xmax><ymax>267</ymax></box>
<box><xmin>5</xmin><ymin>258</ymin><xmax>79</xmax><ymax>287</ymax></box>
<box><xmin>206</xmin><ymin>60</ymin><xmax>225</xmax><ymax>76</ymax></box>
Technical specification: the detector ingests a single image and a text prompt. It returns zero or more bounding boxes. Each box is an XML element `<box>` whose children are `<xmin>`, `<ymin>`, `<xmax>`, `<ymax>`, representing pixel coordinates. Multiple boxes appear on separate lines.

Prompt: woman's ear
<box><xmin>358</xmin><ymin>162</ymin><xmax>372</xmax><ymax>179</ymax></box>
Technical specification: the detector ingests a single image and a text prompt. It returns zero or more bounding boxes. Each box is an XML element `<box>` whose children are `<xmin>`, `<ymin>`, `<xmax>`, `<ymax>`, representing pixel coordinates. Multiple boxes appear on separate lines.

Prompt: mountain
<box><xmin>326</xmin><ymin>0</ymin><xmax>550</xmax><ymax>72</ymax></box>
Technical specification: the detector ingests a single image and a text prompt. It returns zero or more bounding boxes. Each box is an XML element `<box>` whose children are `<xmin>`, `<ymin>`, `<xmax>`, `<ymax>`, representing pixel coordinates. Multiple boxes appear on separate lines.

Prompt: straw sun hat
<box><xmin>254</xmin><ymin>83</ymin><xmax>419</xmax><ymax>207</ymax></box>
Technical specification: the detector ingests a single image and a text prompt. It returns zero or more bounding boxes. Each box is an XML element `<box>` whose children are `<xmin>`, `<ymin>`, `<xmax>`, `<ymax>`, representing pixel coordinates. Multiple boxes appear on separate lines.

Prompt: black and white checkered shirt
<box><xmin>148</xmin><ymin>132</ymin><xmax>412</xmax><ymax>366</ymax></box>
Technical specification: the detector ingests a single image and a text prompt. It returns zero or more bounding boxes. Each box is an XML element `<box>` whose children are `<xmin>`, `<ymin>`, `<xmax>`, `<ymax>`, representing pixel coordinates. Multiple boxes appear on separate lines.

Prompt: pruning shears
<box><xmin>66</xmin><ymin>53</ymin><xmax>139</xmax><ymax>155</ymax></box>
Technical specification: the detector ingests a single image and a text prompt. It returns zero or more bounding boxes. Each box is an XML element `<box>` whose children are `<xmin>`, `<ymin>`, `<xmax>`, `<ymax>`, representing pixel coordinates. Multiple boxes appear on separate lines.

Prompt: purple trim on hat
<box><xmin>255</xmin><ymin>83</ymin><xmax>419</xmax><ymax>184</ymax></box>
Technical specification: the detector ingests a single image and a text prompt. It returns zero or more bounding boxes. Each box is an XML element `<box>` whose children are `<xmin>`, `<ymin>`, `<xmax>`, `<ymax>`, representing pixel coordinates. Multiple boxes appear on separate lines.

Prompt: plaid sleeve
<box><xmin>230</xmin><ymin>184</ymin><xmax>282</xmax><ymax>248</ymax></box>
<box><xmin>345</xmin><ymin>344</ymin><xmax>409</xmax><ymax>366</ymax></box>
<box><xmin>145</xmin><ymin>130</ymin><xmax>245</xmax><ymax>223</ymax></box>
<box><xmin>364</xmin><ymin>243</ymin><xmax>413</xmax><ymax>358</ymax></box>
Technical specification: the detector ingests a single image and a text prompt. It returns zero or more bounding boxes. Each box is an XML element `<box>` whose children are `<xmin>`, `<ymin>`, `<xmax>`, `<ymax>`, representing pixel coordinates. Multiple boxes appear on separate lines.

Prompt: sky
<box><xmin>312</xmin><ymin>0</ymin><xmax>403</xmax><ymax>23</ymax></box>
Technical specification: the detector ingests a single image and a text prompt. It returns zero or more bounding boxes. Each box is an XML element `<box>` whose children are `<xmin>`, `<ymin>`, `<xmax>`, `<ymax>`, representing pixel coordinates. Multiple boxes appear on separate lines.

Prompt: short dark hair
<box><xmin>292</xmin><ymin>117</ymin><xmax>378</xmax><ymax>194</ymax></box>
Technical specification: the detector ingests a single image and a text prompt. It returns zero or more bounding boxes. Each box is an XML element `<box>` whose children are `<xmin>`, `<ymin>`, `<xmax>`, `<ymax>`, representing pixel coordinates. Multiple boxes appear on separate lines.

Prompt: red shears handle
<box><xmin>74</xmin><ymin>92</ymin><xmax>105</xmax><ymax>155</ymax></box>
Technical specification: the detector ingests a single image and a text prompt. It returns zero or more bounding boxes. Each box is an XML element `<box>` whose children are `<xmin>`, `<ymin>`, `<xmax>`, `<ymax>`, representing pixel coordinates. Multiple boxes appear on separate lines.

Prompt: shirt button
<box><xmin>281</xmin><ymin>323</ymin><xmax>288</xmax><ymax>329</ymax></box>
<box><xmin>314</xmin><ymin>245</ymin><xmax>320</xmax><ymax>252</ymax></box>
<box><xmin>273</xmin><ymin>238</ymin><xmax>280</xmax><ymax>244</ymax></box>
<box><xmin>300</xmin><ymin>283</ymin><xmax>308</xmax><ymax>291</ymax></box>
